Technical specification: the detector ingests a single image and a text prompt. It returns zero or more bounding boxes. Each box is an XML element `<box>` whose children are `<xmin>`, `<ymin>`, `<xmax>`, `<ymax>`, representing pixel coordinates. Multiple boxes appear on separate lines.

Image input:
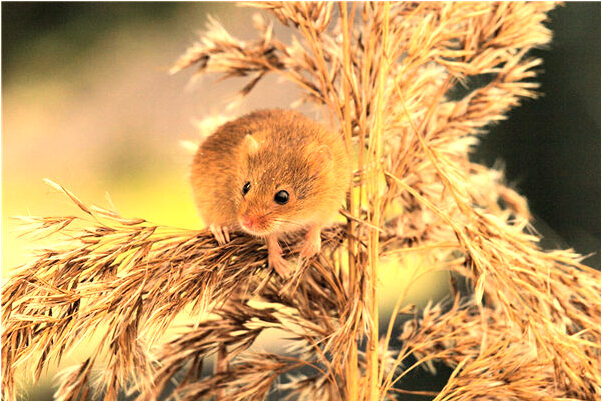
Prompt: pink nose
<box><xmin>240</xmin><ymin>215</ymin><xmax>255</xmax><ymax>230</ymax></box>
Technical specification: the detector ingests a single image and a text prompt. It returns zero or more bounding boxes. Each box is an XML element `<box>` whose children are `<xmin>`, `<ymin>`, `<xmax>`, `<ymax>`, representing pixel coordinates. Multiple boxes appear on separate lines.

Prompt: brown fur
<box><xmin>191</xmin><ymin>109</ymin><xmax>351</xmax><ymax>237</ymax></box>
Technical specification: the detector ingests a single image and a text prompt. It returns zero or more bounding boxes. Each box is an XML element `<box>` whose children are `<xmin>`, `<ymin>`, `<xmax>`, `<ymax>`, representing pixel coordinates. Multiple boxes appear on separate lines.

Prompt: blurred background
<box><xmin>2</xmin><ymin>2</ymin><xmax>600</xmax><ymax>400</ymax></box>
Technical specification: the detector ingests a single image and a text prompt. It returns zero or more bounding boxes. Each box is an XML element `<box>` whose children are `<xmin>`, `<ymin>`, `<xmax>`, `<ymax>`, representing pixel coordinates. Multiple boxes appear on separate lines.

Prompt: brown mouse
<box><xmin>191</xmin><ymin>109</ymin><xmax>351</xmax><ymax>277</ymax></box>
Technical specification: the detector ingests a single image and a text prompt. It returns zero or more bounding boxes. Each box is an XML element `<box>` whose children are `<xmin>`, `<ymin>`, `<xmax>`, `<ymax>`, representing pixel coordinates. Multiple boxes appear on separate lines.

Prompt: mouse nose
<box><xmin>240</xmin><ymin>214</ymin><xmax>269</xmax><ymax>233</ymax></box>
<box><xmin>240</xmin><ymin>215</ymin><xmax>256</xmax><ymax>230</ymax></box>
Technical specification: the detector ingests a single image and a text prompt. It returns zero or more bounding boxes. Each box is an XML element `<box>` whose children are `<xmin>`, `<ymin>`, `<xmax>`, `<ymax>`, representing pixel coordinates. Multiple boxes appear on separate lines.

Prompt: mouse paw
<box><xmin>267</xmin><ymin>234</ymin><xmax>292</xmax><ymax>278</ymax></box>
<box><xmin>269</xmin><ymin>253</ymin><xmax>292</xmax><ymax>278</ymax></box>
<box><xmin>209</xmin><ymin>224</ymin><xmax>230</xmax><ymax>245</ymax></box>
<box><xmin>300</xmin><ymin>239</ymin><xmax>321</xmax><ymax>259</ymax></box>
<box><xmin>300</xmin><ymin>226</ymin><xmax>322</xmax><ymax>259</ymax></box>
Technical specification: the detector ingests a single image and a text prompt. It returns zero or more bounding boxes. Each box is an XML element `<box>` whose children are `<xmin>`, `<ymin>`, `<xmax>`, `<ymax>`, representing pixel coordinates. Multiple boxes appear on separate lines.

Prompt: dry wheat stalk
<box><xmin>2</xmin><ymin>2</ymin><xmax>600</xmax><ymax>401</ymax></box>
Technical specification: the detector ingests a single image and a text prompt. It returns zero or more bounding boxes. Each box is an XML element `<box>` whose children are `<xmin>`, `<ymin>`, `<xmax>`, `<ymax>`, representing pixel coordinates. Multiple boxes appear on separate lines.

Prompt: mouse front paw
<box><xmin>209</xmin><ymin>224</ymin><xmax>230</xmax><ymax>245</ymax></box>
<box><xmin>269</xmin><ymin>252</ymin><xmax>292</xmax><ymax>278</ymax></box>
<box><xmin>300</xmin><ymin>226</ymin><xmax>322</xmax><ymax>259</ymax></box>
<box><xmin>267</xmin><ymin>234</ymin><xmax>292</xmax><ymax>278</ymax></box>
<box><xmin>300</xmin><ymin>239</ymin><xmax>321</xmax><ymax>259</ymax></box>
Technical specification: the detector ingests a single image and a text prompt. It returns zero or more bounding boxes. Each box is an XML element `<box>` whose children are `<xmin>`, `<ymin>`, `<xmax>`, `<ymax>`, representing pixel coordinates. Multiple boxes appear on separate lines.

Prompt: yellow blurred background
<box><xmin>2</xmin><ymin>4</ymin><xmax>450</xmax><ymax>399</ymax></box>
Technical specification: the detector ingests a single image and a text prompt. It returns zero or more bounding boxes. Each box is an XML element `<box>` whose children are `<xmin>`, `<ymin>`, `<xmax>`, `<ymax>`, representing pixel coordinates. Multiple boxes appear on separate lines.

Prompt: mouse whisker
<box><xmin>272</xmin><ymin>218</ymin><xmax>306</xmax><ymax>230</ymax></box>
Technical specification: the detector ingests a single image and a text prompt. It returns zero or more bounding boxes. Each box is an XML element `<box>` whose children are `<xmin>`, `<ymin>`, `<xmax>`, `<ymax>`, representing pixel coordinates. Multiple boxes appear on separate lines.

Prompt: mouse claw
<box><xmin>209</xmin><ymin>224</ymin><xmax>230</xmax><ymax>245</ymax></box>
<box><xmin>223</xmin><ymin>226</ymin><xmax>230</xmax><ymax>242</ymax></box>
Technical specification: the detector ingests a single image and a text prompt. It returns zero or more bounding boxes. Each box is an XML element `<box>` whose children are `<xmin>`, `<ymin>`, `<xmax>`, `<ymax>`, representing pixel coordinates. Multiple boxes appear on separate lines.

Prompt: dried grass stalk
<box><xmin>2</xmin><ymin>2</ymin><xmax>599</xmax><ymax>401</ymax></box>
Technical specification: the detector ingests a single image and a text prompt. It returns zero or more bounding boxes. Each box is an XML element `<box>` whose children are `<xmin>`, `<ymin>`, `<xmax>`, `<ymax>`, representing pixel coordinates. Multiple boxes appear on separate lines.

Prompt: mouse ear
<box><xmin>242</xmin><ymin>134</ymin><xmax>260</xmax><ymax>155</ymax></box>
<box><xmin>309</xmin><ymin>144</ymin><xmax>333</xmax><ymax>169</ymax></box>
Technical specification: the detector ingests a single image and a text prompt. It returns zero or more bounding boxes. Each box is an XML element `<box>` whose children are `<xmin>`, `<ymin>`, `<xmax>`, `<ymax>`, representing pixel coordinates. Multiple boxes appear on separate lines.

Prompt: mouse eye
<box><xmin>242</xmin><ymin>181</ymin><xmax>251</xmax><ymax>196</ymax></box>
<box><xmin>274</xmin><ymin>190</ymin><xmax>289</xmax><ymax>205</ymax></box>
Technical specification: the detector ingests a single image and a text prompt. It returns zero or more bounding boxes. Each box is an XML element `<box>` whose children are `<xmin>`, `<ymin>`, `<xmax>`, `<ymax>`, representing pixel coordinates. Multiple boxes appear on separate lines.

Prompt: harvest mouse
<box><xmin>191</xmin><ymin>109</ymin><xmax>351</xmax><ymax>277</ymax></box>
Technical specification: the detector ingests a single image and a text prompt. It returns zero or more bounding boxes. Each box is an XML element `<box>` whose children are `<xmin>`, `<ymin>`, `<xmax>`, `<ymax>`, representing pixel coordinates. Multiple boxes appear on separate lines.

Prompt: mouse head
<box><xmin>235</xmin><ymin>134</ymin><xmax>332</xmax><ymax>236</ymax></box>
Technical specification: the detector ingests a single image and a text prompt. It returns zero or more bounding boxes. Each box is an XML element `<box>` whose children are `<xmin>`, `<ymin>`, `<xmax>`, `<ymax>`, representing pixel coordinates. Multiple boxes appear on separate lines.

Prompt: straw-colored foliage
<box><xmin>2</xmin><ymin>2</ymin><xmax>600</xmax><ymax>400</ymax></box>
